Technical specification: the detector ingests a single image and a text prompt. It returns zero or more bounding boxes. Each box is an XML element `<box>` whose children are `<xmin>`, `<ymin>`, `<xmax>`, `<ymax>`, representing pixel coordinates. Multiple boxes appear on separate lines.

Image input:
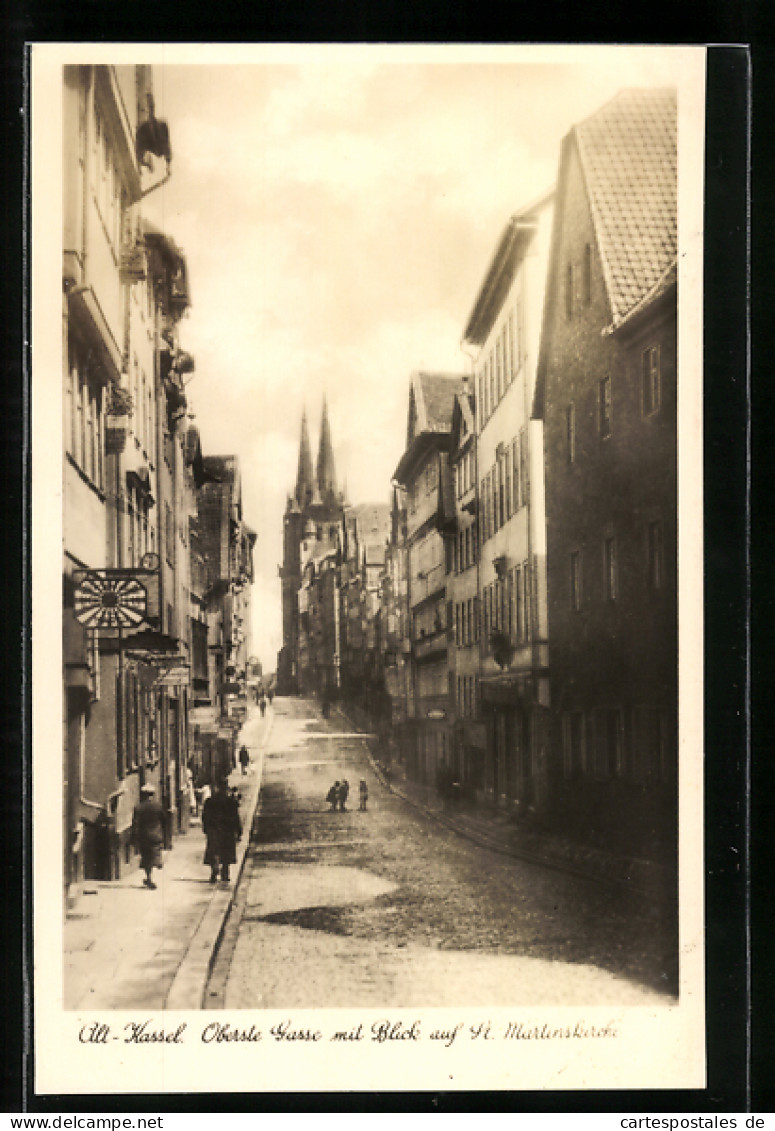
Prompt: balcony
<box><xmin>413</xmin><ymin>629</ymin><xmax>448</xmax><ymax>663</ymax></box>
<box><xmin>459</xmin><ymin>482</ymin><xmax>477</xmax><ymax>516</ymax></box>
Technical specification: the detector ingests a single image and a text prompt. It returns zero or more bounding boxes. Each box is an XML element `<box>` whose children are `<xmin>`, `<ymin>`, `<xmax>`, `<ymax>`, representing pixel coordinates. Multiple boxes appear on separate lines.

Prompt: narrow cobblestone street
<box><xmin>207</xmin><ymin>697</ymin><xmax>674</xmax><ymax>1010</ymax></box>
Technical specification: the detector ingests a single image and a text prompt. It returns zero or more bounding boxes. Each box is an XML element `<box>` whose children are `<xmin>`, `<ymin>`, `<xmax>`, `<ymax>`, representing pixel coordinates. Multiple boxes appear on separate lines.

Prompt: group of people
<box><xmin>130</xmin><ymin>775</ymin><xmax>243</xmax><ymax>890</ymax></box>
<box><xmin>326</xmin><ymin>778</ymin><xmax>368</xmax><ymax>812</ymax></box>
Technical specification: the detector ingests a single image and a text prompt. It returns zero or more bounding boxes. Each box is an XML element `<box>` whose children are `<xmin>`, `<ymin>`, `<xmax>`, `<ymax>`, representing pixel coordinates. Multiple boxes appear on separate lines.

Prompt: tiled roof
<box><xmin>417</xmin><ymin>372</ymin><xmax>467</xmax><ymax>433</ymax></box>
<box><xmin>574</xmin><ymin>88</ymin><xmax>676</xmax><ymax>325</ymax></box>
<box><xmin>349</xmin><ymin>502</ymin><xmax>391</xmax><ymax>564</ymax></box>
<box><xmin>202</xmin><ymin>455</ymin><xmax>236</xmax><ymax>482</ymax></box>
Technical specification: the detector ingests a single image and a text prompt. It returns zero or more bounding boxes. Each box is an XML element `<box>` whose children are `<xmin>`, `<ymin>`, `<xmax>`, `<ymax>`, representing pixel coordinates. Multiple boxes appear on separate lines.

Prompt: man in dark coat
<box><xmin>202</xmin><ymin>779</ymin><xmax>242</xmax><ymax>883</ymax></box>
<box><xmin>130</xmin><ymin>784</ymin><xmax>165</xmax><ymax>889</ymax></box>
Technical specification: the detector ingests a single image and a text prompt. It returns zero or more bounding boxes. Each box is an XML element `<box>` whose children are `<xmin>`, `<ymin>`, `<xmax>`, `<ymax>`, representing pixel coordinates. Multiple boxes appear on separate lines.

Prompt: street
<box><xmin>207</xmin><ymin>698</ymin><xmax>674</xmax><ymax>1009</ymax></box>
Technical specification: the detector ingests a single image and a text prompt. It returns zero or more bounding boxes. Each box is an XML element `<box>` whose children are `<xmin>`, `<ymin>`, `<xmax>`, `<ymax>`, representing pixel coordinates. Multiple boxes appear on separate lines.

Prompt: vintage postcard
<box><xmin>32</xmin><ymin>42</ymin><xmax>706</xmax><ymax>1095</ymax></box>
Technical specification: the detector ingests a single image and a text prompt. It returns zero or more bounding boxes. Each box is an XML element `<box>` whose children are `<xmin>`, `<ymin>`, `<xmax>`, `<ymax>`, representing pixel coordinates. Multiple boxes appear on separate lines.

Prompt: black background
<box><xmin>0</xmin><ymin>13</ymin><xmax>764</xmax><ymax>1115</ymax></box>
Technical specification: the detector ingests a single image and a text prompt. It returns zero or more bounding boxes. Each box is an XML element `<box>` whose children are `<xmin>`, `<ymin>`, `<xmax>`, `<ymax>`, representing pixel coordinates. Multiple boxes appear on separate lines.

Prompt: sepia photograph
<box><xmin>32</xmin><ymin>42</ymin><xmax>707</xmax><ymax>1095</ymax></box>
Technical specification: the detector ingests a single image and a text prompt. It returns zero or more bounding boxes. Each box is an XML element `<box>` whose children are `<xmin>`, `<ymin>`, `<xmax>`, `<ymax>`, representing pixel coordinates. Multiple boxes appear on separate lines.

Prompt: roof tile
<box><xmin>575</xmin><ymin>88</ymin><xmax>676</xmax><ymax>324</ymax></box>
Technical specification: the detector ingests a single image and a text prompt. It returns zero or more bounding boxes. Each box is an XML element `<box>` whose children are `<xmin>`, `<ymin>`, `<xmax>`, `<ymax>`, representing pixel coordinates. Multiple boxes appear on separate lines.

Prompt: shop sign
<box><xmin>73</xmin><ymin>568</ymin><xmax>159</xmax><ymax>630</ymax></box>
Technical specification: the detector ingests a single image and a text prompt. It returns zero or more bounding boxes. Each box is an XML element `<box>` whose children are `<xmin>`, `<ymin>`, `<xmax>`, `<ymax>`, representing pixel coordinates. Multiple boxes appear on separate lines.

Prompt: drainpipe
<box><xmin>459</xmin><ymin>338</ymin><xmax>482</xmax><ymax>701</ymax></box>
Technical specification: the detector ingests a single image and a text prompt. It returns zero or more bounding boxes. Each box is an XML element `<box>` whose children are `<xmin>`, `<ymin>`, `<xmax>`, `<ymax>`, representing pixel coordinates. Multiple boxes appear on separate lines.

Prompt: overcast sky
<box><xmin>140</xmin><ymin>47</ymin><xmax>694</xmax><ymax>671</ymax></box>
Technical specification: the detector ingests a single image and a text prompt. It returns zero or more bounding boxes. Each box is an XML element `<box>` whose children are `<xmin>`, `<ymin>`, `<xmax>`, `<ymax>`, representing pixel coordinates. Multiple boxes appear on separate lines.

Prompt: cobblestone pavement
<box><xmin>209</xmin><ymin>698</ymin><xmax>675</xmax><ymax>1010</ymax></box>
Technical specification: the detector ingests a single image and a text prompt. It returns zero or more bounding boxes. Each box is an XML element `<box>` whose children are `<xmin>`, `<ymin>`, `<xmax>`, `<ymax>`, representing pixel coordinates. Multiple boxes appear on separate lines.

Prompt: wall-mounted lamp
<box><xmin>493</xmin><ymin>555</ymin><xmax>508</xmax><ymax>581</ymax></box>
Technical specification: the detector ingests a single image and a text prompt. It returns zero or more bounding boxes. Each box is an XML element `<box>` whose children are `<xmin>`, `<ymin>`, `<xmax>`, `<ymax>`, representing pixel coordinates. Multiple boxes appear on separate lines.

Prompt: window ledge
<box><xmin>65</xmin><ymin>452</ymin><xmax>106</xmax><ymax>501</ymax></box>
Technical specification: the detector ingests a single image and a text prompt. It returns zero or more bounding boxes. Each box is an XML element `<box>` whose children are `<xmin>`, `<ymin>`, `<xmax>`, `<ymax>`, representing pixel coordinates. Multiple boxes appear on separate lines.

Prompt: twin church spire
<box><xmin>293</xmin><ymin>396</ymin><xmax>340</xmax><ymax>509</ymax></box>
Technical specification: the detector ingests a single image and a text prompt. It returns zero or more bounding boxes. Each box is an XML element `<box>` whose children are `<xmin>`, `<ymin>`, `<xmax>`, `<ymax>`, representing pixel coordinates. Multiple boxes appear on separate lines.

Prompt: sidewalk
<box><xmin>335</xmin><ymin>705</ymin><xmax>671</xmax><ymax>898</ymax></box>
<box><xmin>63</xmin><ymin>707</ymin><xmax>272</xmax><ymax>1012</ymax></box>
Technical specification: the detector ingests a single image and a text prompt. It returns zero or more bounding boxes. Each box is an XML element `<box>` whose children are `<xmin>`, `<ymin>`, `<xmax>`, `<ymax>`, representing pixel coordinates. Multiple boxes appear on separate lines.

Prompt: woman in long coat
<box><xmin>202</xmin><ymin>780</ymin><xmax>242</xmax><ymax>883</ymax></box>
<box><xmin>130</xmin><ymin>784</ymin><xmax>165</xmax><ymax>889</ymax></box>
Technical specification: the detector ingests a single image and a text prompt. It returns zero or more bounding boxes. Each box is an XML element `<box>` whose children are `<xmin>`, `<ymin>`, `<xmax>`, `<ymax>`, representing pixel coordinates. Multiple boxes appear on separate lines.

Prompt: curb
<box><xmin>164</xmin><ymin>712</ymin><xmax>273</xmax><ymax>1010</ymax></box>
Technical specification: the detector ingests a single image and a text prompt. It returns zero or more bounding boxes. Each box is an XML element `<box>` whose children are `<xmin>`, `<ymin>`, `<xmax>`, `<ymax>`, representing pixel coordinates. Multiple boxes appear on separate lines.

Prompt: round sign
<box><xmin>74</xmin><ymin>574</ymin><xmax>148</xmax><ymax>629</ymax></box>
<box><xmin>141</xmin><ymin>552</ymin><xmax>160</xmax><ymax>570</ymax></box>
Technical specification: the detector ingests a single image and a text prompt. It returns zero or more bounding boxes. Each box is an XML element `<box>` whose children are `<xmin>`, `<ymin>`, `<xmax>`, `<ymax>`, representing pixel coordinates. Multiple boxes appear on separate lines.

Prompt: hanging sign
<box><xmin>123</xmin><ymin>650</ymin><xmax>190</xmax><ymax>686</ymax></box>
<box><xmin>72</xmin><ymin>568</ymin><xmax>159</xmax><ymax>630</ymax></box>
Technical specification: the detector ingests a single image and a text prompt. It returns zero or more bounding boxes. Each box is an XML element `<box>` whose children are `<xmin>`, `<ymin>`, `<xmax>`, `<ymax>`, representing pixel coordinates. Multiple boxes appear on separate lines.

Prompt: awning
<box><xmin>67</xmin><ymin>286</ymin><xmax>122</xmax><ymax>384</ymax></box>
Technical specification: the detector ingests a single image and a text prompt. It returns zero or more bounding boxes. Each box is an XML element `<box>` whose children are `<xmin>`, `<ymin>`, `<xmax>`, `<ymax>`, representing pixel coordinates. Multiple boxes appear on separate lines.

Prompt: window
<box><xmin>642</xmin><ymin>346</ymin><xmax>661</xmax><ymax>415</ymax></box>
<box><xmin>67</xmin><ymin>338</ymin><xmax>104</xmax><ymax>490</ymax></box>
<box><xmin>565</xmin><ymin>263</ymin><xmax>574</xmax><ymax>320</ymax></box>
<box><xmin>648</xmin><ymin>521</ymin><xmax>664</xmax><ymax>589</ymax></box>
<box><xmin>604</xmin><ymin>537</ymin><xmax>617</xmax><ymax>601</ymax></box>
<box><xmin>583</xmin><ymin>244</ymin><xmax>592</xmax><ymax>305</ymax></box>
<box><xmin>499</xmin><ymin>454</ymin><xmax>507</xmax><ymax>528</ymax></box>
<box><xmin>514</xmin><ymin>565</ymin><xmax>523</xmax><ymax>640</ymax></box>
<box><xmin>599</xmin><ymin>375</ymin><xmax>612</xmax><ymax>438</ymax></box>
<box><xmin>512</xmin><ymin>436</ymin><xmax>521</xmax><ymax>510</ymax></box>
<box><xmin>566</xmin><ymin>403</ymin><xmax>576</xmax><ymax>464</ymax></box>
<box><xmin>164</xmin><ymin>501</ymin><xmax>175</xmax><ymax>568</ymax></box>
<box><xmin>511</xmin><ymin>303</ymin><xmax>521</xmax><ymax>372</ymax></box>
<box><xmin>503</xmin><ymin>445</ymin><xmax>513</xmax><ymax>517</ymax></box>
<box><xmin>595</xmin><ymin>708</ymin><xmax>623</xmax><ymax>779</ymax></box>
<box><xmin>569</xmin><ymin>551</ymin><xmax>582</xmax><ymax>612</ymax></box>
<box><xmin>563</xmin><ymin>711</ymin><xmax>584</xmax><ymax>777</ymax></box>
<box><xmin>634</xmin><ymin>707</ymin><xmax>669</xmax><ymax>783</ymax></box>
<box><xmin>519</xmin><ymin>427</ymin><xmax>529</xmax><ymax>505</ymax></box>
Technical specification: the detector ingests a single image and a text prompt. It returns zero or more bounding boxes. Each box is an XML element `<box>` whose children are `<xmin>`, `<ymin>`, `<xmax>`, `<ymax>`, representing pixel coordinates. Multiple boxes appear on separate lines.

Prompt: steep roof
<box><xmin>534</xmin><ymin>87</ymin><xmax>677</xmax><ymax>420</ymax></box>
<box><xmin>574</xmin><ymin>87</ymin><xmax>677</xmax><ymax>327</ymax></box>
<box><xmin>348</xmin><ymin>502</ymin><xmax>391</xmax><ymax>566</ymax></box>
<box><xmin>396</xmin><ymin>371</ymin><xmax>466</xmax><ymax>485</ymax></box>
<box><xmin>419</xmin><ymin>372</ymin><xmax>466</xmax><ymax>431</ymax></box>
<box><xmin>294</xmin><ymin>410</ymin><xmax>313</xmax><ymax>506</ymax></box>
<box><xmin>462</xmin><ymin>189</ymin><xmax>554</xmax><ymax>347</ymax></box>
<box><xmin>407</xmin><ymin>371</ymin><xmax>467</xmax><ymax>443</ymax></box>
<box><xmin>316</xmin><ymin>395</ymin><xmax>338</xmax><ymax>500</ymax></box>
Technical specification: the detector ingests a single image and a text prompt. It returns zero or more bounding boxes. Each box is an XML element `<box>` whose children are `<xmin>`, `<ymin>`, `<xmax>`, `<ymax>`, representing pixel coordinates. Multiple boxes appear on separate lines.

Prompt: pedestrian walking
<box><xmin>202</xmin><ymin>779</ymin><xmax>242</xmax><ymax>883</ymax></box>
<box><xmin>326</xmin><ymin>781</ymin><xmax>340</xmax><ymax>811</ymax></box>
<box><xmin>239</xmin><ymin>744</ymin><xmax>250</xmax><ymax>775</ymax></box>
<box><xmin>259</xmin><ymin>697</ymin><xmax>267</xmax><ymax>718</ymax></box>
<box><xmin>185</xmin><ymin>766</ymin><xmax>197</xmax><ymax>817</ymax></box>
<box><xmin>338</xmin><ymin>779</ymin><xmax>350</xmax><ymax>811</ymax></box>
<box><xmin>267</xmin><ymin>689</ymin><xmax>274</xmax><ymax>705</ymax></box>
<box><xmin>130</xmin><ymin>784</ymin><xmax>165</xmax><ymax>890</ymax></box>
<box><xmin>359</xmin><ymin>779</ymin><xmax>368</xmax><ymax>811</ymax></box>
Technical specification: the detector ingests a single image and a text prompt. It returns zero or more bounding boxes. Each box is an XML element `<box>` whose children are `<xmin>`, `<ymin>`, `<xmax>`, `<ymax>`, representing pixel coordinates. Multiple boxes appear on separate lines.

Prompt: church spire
<box><xmin>316</xmin><ymin>394</ymin><xmax>337</xmax><ymax>502</ymax></box>
<box><xmin>295</xmin><ymin>409</ymin><xmax>313</xmax><ymax>507</ymax></box>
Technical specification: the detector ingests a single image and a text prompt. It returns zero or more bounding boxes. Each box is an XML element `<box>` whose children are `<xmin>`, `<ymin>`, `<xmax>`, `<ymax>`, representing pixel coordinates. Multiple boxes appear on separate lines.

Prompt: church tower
<box><xmin>316</xmin><ymin>394</ymin><xmax>337</xmax><ymax>506</ymax></box>
<box><xmin>277</xmin><ymin>398</ymin><xmax>345</xmax><ymax>694</ymax></box>
<box><xmin>295</xmin><ymin>409</ymin><xmax>314</xmax><ymax>508</ymax></box>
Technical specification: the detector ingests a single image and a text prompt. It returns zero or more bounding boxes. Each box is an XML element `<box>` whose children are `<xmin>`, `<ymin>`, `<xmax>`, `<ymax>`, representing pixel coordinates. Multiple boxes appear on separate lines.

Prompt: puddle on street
<box><xmin>257</xmin><ymin>905</ymin><xmax>352</xmax><ymax>934</ymax></box>
<box><xmin>244</xmin><ymin>863</ymin><xmax>397</xmax><ymax>919</ymax></box>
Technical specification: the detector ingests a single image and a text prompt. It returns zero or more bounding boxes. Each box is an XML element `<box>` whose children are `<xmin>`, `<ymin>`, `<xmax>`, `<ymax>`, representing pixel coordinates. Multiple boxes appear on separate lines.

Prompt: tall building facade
<box><xmin>533</xmin><ymin>88</ymin><xmax>677</xmax><ymax>858</ymax></box>
<box><xmin>461</xmin><ymin>192</ymin><xmax>554</xmax><ymax>813</ymax></box>
<box><xmin>393</xmin><ymin>372</ymin><xmax>465</xmax><ymax>788</ymax></box>
<box><xmin>62</xmin><ymin>64</ymin><xmax>178</xmax><ymax>892</ymax></box>
<box><xmin>62</xmin><ymin>65</ymin><xmax>256</xmax><ymax>899</ymax></box>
